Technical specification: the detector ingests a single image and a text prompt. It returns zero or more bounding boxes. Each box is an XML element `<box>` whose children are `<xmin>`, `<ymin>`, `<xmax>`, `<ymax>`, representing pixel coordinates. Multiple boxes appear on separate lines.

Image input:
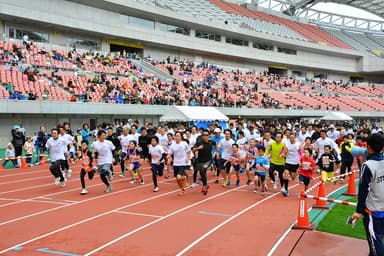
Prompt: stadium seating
<box><xmin>0</xmin><ymin>38</ymin><xmax>383</xmax><ymax>111</ymax></box>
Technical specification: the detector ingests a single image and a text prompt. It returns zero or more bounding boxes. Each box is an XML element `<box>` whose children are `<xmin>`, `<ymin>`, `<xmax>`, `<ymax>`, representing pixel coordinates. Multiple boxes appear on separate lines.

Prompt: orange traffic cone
<box><xmin>0</xmin><ymin>161</ymin><xmax>4</xmax><ymax>171</ymax></box>
<box><xmin>40</xmin><ymin>154</ymin><xmax>47</xmax><ymax>166</ymax></box>
<box><xmin>313</xmin><ymin>182</ymin><xmax>330</xmax><ymax>209</ymax></box>
<box><xmin>20</xmin><ymin>156</ymin><xmax>28</xmax><ymax>169</ymax></box>
<box><xmin>343</xmin><ymin>171</ymin><xmax>357</xmax><ymax>196</ymax></box>
<box><xmin>293</xmin><ymin>190</ymin><xmax>313</xmax><ymax>230</ymax></box>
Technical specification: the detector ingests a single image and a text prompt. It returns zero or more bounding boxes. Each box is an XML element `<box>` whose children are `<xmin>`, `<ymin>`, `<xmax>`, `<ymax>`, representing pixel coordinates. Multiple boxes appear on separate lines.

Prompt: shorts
<box><xmin>255</xmin><ymin>173</ymin><xmax>266</xmax><ymax>182</ymax></box>
<box><xmin>321</xmin><ymin>170</ymin><xmax>334</xmax><ymax>182</ymax></box>
<box><xmin>219</xmin><ymin>159</ymin><xmax>231</xmax><ymax>174</ymax></box>
<box><xmin>151</xmin><ymin>163</ymin><xmax>164</xmax><ymax>176</ymax></box>
<box><xmin>232</xmin><ymin>164</ymin><xmax>240</xmax><ymax>172</ymax></box>
<box><xmin>270</xmin><ymin>163</ymin><xmax>284</xmax><ymax>173</ymax></box>
<box><xmin>173</xmin><ymin>165</ymin><xmax>189</xmax><ymax>177</ymax></box>
<box><xmin>98</xmin><ymin>163</ymin><xmax>112</xmax><ymax>175</ymax></box>
<box><xmin>120</xmin><ymin>152</ymin><xmax>127</xmax><ymax>162</ymax></box>
<box><xmin>299</xmin><ymin>174</ymin><xmax>310</xmax><ymax>186</ymax></box>
<box><xmin>284</xmin><ymin>163</ymin><xmax>299</xmax><ymax>173</ymax></box>
<box><xmin>132</xmin><ymin>162</ymin><xmax>140</xmax><ymax>171</ymax></box>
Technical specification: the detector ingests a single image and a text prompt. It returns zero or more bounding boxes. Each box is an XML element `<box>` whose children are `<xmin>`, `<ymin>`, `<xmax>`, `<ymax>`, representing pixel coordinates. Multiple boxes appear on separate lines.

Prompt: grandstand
<box><xmin>0</xmin><ymin>0</ymin><xmax>383</xmax><ymax>146</ymax></box>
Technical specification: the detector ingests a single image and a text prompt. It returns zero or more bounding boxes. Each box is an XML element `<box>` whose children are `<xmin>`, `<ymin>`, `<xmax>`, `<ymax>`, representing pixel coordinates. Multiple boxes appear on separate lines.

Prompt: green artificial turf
<box><xmin>316</xmin><ymin>198</ymin><xmax>366</xmax><ymax>240</ymax></box>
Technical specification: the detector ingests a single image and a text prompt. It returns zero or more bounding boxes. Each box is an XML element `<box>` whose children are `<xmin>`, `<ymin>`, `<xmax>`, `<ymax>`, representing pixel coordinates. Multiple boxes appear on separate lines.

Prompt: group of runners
<box><xmin>43</xmin><ymin>121</ymin><xmax>381</xmax><ymax>197</ymax></box>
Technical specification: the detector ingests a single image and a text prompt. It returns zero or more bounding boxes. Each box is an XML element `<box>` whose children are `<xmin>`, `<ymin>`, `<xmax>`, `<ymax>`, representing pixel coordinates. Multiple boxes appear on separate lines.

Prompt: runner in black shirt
<box><xmin>192</xmin><ymin>130</ymin><xmax>214</xmax><ymax>195</ymax></box>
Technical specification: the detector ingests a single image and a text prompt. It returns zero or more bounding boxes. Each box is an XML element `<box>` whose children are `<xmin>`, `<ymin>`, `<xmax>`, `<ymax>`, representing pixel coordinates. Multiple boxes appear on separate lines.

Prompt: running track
<box><xmin>0</xmin><ymin>162</ymin><xmax>344</xmax><ymax>255</ymax></box>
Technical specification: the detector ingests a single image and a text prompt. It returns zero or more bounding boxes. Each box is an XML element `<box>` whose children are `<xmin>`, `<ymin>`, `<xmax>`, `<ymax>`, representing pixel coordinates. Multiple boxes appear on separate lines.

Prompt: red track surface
<box><xmin>0</xmin><ymin>162</ymin><xmax>363</xmax><ymax>255</ymax></box>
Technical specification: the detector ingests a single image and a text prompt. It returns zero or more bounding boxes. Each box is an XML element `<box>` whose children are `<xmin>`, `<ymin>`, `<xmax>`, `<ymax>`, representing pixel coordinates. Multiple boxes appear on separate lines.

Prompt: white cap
<box><xmin>329</xmin><ymin>124</ymin><xmax>335</xmax><ymax>129</ymax></box>
<box><xmin>214</xmin><ymin>128</ymin><xmax>221</xmax><ymax>133</ymax></box>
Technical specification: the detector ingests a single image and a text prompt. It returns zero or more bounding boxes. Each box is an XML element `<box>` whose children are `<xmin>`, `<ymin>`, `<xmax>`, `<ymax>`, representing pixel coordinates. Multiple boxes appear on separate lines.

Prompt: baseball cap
<box><xmin>214</xmin><ymin>128</ymin><xmax>221</xmax><ymax>133</ymax></box>
<box><xmin>329</xmin><ymin>124</ymin><xmax>335</xmax><ymax>129</ymax></box>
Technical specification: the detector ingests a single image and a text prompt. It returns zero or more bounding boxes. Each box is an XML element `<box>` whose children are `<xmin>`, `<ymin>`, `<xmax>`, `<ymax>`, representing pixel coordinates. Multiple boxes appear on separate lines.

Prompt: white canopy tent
<box><xmin>320</xmin><ymin>111</ymin><xmax>353</xmax><ymax>121</ymax></box>
<box><xmin>159</xmin><ymin>106</ymin><xmax>229</xmax><ymax>122</ymax></box>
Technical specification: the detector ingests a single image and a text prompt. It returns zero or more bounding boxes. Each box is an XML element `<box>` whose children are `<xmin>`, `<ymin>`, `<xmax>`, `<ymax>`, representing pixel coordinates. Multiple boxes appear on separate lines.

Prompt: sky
<box><xmin>228</xmin><ymin>0</ymin><xmax>384</xmax><ymax>21</ymax></box>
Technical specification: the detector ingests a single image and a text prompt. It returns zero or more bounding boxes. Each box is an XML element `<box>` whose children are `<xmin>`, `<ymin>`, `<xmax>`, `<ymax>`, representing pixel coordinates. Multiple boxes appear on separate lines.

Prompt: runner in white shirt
<box><xmin>236</xmin><ymin>131</ymin><xmax>248</xmax><ymax>173</ymax></box>
<box><xmin>185</xmin><ymin>130</ymin><xmax>199</xmax><ymax>188</ymax></box>
<box><xmin>149</xmin><ymin>136</ymin><xmax>165</xmax><ymax>192</ymax></box>
<box><xmin>45</xmin><ymin>128</ymin><xmax>67</xmax><ymax>187</ymax></box>
<box><xmin>58</xmin><ymin>126</ymin><xmax>74</xmax><ymax>178</ymax></box>
<box><xmin>313</xmin><ymin>130</ymin><xmax>341</xmax><ymax>161</ymax></box>
<box><xmin>168</xmin><ymin>131</ymin><xmax>191</xmax><ymax>195</ymax></box>
<box><xmin>326</xmin><ymin>125</ymin><xmax>339</xmax><ymax>141</ymax></box>
<box><xmin>92</xmin><ymin>130</ymin><xmax>116</xmax><ymax>193</ymax></box>
<box><xmin>218</xmin><ymin>129</ymin><xmax>235</xmax><ymax>186</ymax></box>
<box><xmin>263</xmin><ymin>131</ymin><xmax>274</xmax><ymax>150</ymax></box>
<box><xmin>118</xmin><ymin>127</ymin><xmax>131</xmax><ymax>177</ymax></box>
<box><xmin>282</xmin><ymin>134</ymin><xmax>302</xmax><ymax>184</ymax></box>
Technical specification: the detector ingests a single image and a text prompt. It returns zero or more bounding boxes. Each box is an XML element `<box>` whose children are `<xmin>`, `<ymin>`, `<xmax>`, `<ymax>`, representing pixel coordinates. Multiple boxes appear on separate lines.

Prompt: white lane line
<box><xmin>0</xmin><ymin>181</ymin><xmax>223</xmax><ymax>255</ymax></box>
<box><xmin>113</xmin><ymin>211</ymin><xmax>164</xmax><ymax>219</ymax></box>
<box><xmin>83</xmin><ymin>185</ymin><xmax>247</xmax><ymax>256</ymax></box>
<box><xmin>175</xmin><ymin>183</ymin><xmax>301</xmax><ymax>256</ymax></box>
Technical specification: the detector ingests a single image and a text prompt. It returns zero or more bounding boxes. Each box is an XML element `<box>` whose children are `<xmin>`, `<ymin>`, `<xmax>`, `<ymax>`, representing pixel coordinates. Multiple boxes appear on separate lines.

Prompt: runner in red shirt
<box><xmin>298</xmin><ymin>148</ymin><xmax>316</xmax><ymax>190</ymax></box>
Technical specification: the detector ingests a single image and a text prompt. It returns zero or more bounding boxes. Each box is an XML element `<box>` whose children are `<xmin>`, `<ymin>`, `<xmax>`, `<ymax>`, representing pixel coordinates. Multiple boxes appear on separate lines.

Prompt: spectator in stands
<box><xmin>70</xmin><ymin>95</ymin><xmax>77</xmax><ymax>102</ymax></box>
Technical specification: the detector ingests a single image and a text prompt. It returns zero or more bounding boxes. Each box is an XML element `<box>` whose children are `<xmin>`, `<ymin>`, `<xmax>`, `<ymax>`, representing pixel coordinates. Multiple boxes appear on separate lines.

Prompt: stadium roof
<box><xmin>159</xmin><ymin>106</ymin><xmax>229</xmax><ymax>122</ymax></box>
<box><xmin>285</xmin><ymin>0</ymin><xmax>384</xmax><ymax>18</ymax></box>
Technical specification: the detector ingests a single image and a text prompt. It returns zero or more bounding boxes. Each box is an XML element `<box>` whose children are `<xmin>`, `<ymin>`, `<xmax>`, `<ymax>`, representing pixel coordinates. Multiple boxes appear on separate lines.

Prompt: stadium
<box><xmin>0</xmin><ymin>0</ymin><xmax>383</xmax><ymax>255</ymax></box>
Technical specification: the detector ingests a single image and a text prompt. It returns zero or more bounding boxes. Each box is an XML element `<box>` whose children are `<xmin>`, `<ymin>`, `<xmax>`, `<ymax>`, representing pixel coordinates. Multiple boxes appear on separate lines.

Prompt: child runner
<box><xmin>23</xmin><ymin>136</ymin><xmax>34</xmax><ymax>167</ymax></box>
<box><xmin>168</xmin><ymin>131</ymin><xmax>190</xmax><ymax>195</ymax></box>
<box><xmin>317</xmin><ymin>145</ymin><xmax>337</xmax><ymax>184</ymax></box>
<box><xmin>126</xmin><ymin>141</ymin><xmax>144</xmax><ymax>185</ymax></box>
<box><xmin>252</xmin><ymin>146</ymin><xmax>270</xmax><ymax>195</ymax></box>
<box><xmin>245</xmin><ymin>139</ymin><xmax>259</xmax><ymax>185</ymax></box>
<box><xmin>227</xmin><ymin>144</ymin><xmax>241</xmax><ymax>186</ymax></box>
<box><xmin>298</xmin><ymin>148</ymin><xmax>316</xmax><ymax>190</ymax></box>
<box><xmin>149</xmin><ymin>136</ymin><xmax>165</xmax><ymax>192</ymax></box>
<box><xmin>79</xmin><ymin>140</ymin><xmax>95</xmax><ymax>195</ymax></box>
<box><xmin>118</xmin><ymin>127</ymin><xmax>131</xmax><ymax>178</ymax></box>
<box><xmin>2</xmin><ymin>143</ymin><xmax>17</xmax><ymax>168</ymax></box>
<box><xmin>45</xmin><ymin>128</ymin><xmax>67</xmax><ymax>187</ymax></box>
<box><xmin>92</xmin><ymin>130</ymin><xmax>115</xmax><ymax>193</ymax></box>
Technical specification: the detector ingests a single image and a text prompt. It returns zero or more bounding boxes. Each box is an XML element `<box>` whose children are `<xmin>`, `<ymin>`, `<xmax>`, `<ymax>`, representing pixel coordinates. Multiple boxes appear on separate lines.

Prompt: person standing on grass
<box><xmin>79</xmin><ymin>140</ymin><xmax>95</xmax><ymax>195</ymax></box>
<box><xmin>92</xmin><ymin>130</ymin><xmax>115</xmax><ymax>193</ymax></box>
<box><xmin>353</xmin><ymin>134</ymin><xmax>384</xmax><ymax>256</ymax></box>
<box><xmin>23</xmin><ymin>136</ymin><xmax>34</xmax><ymax>167</ymax></box>
<box><xmin>192</xmin><ymin>130</ymin><xmax>214</xmax><ymax>195</ymax></box>
<box><xmin>168</xmin><ymin>131</ymin><xmax>191</xmax><ymax>195</ymax></box>
<box><xmin>2</xmin><ymin>143</ymin><xmax>17</xmax><ymax>168</ymax></box>
<box><xmin>149</xmin><ymin>136</ymin><xmax>165</xmax><ymax>192</ymax></box>
<box><xmin>45</xmin><ymin>128</ymin><xmax>67</xmax><ymax>187</ymax></box>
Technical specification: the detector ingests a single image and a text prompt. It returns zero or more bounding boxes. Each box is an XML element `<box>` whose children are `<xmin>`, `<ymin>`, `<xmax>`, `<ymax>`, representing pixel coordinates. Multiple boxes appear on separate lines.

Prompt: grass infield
<box><xmin>316</xmin><ymin>198</ymin><xmax>366</xmax><ymax>240</ymax></box>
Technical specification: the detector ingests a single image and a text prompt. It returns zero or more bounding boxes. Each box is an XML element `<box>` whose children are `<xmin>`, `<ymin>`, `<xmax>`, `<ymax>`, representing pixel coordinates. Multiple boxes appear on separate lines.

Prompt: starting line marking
<box><xmin>113</xmin><ymin>210</ymin><xmax>163</xmax><ymax>219</ymax></box>
<box><xmin>198</xmin><ymin>211</ymin><xmax>233</xmax><ymax>217</ymax></box>
<box><xmin>36</xmin><ymin>247</ymin><xmax>81</xmax><ymax>256</ymax></box>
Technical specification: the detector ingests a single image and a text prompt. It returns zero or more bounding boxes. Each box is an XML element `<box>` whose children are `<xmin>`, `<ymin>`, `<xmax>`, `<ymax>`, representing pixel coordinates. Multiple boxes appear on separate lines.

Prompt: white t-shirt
<box><xmin>219</xmin><ymin>138</ymin><xmax>235</xmax><ymax>160</ymax></box>
<box><xmin>313</xmin><ymin>137</ymin><xmax>340</xmax><ymax>159</ymax></box>
<box><xmin>59</xmin><ymin>133</ymin><xmax>73</xmax><ymax>150</ymax></box>
<box><xmin>92</xmin><ymin>140</ymin><xmax>115</xmax><ymax>165</ymax></box>
<box><xmin>327</xmin><ymin>130</ymin><xmax>340</xmax><ymax>141</ymax></box>
<box><xmin>168</xmin><ymin>141</ymin><xmax>189</xmax><ymax>166</ymax></box>
<box><xmin>236</xmin><ymin>137</ymin><xmax>248</xmax><ymax>158</ymax></box>
<box><xmin>263</xmin><ymin>138</ymin><xmax>274</xmax><ymax>149</ymax></box>
<box><xmin>46</xmin><ymin>137</ymin><xmax>68</xmax><ymax>162</ymax></box>
<box><xmin>284</xmin><ymin>141</ymin><xmax>301</xmax><ymax>165</ymax></box>
<box><xmin>149</xmin><ymin>144</ymin><xmax>165</xmax><ymax>164</ymax></box>
<box><xmin>119</xmin><ymin>135</ymin><xmax>131</xmax><ymax>153</ymax></box>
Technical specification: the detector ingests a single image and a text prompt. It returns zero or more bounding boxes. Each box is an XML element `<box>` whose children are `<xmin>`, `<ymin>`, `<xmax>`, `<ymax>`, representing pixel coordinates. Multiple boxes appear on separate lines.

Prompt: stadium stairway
<box><xmin>130</xmin><ymin>59</ymin><xmax>177</xmax><ymax>82</ymax></box>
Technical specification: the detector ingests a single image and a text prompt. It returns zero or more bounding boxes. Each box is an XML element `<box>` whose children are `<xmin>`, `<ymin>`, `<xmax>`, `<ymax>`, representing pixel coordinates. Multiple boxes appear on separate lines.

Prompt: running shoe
<box><xmin>54</xmin><ymin>177</ymin><xmax>60</xmax><ymax>185</ymax></box>
<box><xmin>202</xmin><ymin>185</ymin><xmax>209</xmax><ymax>195</ymax></box>
<box><xmin>215</xmin><ymin>179</ymin><xmax>219</xmax><ymax>184</ymax></box>
<box><xmin>109</xmin><ymin>171</ymin><xmax>114</xmax><ymax>182</ymax></box>
<box><xmin>282</xmin><ymin>190</ymin><xmax>289</xmax><ymax>197</ymax></box>
<box><xmin>119</xmin><ymin>173</ymin><xmax>126</xmax><ymax>178</ymax></box>
<box><xmin>264</xmin><ymin>184</ymin><xmax>269</xmax><ymax>191</ymax></box>
<box><xmin>105</xmin><ymin>185</ymin><xmax>112</xmax><ymax>193</ymax></box>
<box><xmin>67</xmin><ymin>169</ymin><xmax>72</xmax><ymax>178</ymax></box>
<box><xmin>190</xmin><ymin>183</ymin><xmax>197</xmax><ymax>188</ymax></box>
<box><xmin>61</xmin><ymin>180</ymin><xmax>66</xmax><ymax>187</ymax></box>
<box><xmin>253</xmin><ymin>189</ymin><xmax>258</xmax><ymax>193</ymax></box>
<box><xmin>153</xmin><ymin>186</ymin><xmax>159</xmax><ymax>192</ymax></box>
<box><xmin>130</xmin><ymin>178</ymin><xmax>136</xmax><ymax>184</ymax></box>
<box><xmin>80</xmin><ymin>188</ymin><xmax>88</xmax><ymax>195</ymax></box>
<box><xmin>273</xmin><ymin>183</ymin><xmax>277</xmax><ymax>190</ymax></box>
<box><xmin>133</xmin><ymin>171</ymin><xmax>139</xmax><ymax>177</ymax></box>
<box><xmin>140</xmin><ymin>179</ymin><xmax>145</xmax><ymax>185</ymax></box>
